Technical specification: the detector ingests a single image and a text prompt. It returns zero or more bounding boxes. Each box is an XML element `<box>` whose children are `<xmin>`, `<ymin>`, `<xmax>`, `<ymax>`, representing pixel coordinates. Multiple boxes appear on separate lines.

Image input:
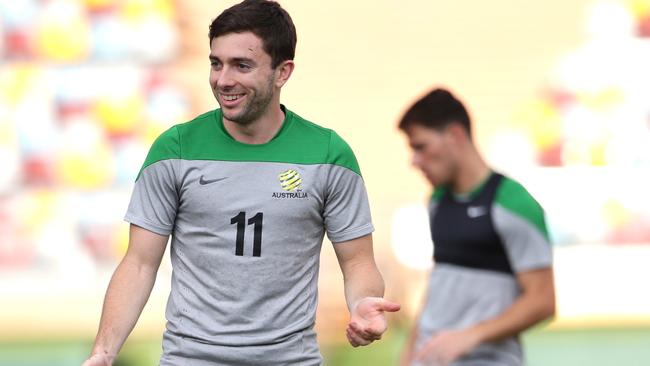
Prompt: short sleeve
<box><xmin>493</xmin><ymin>178</ymin><xmax>553</xmax><ymax>273</ymax></box>
<box><xmin>124</xmin><ymin>126</ymin><xmax>181</xmax><ymax>236</ymax></box>
<box><xmin>323</xmin><ymin>132</ymin><xmax>374</xmax><ymax>243</ymax></box>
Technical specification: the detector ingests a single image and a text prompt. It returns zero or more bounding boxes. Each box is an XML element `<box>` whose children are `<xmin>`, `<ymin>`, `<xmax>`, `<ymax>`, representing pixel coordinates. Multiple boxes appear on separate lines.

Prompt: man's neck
<box><xmin>223</xmin><ymin>104</ymin><xmax>285</xmax><ymax>145</ymax></box>
<box><xmin>451</xmin><ymin>148</ymin><xmax>491</xmax><ymax>194</ymax></box>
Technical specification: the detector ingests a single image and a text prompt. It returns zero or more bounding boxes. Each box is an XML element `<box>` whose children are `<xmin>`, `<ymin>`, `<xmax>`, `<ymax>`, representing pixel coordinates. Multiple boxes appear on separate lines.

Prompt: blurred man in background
<box><xmin>83</xmin><ymin>1</ymin><xmax>399</xmax><ymax>365</ymax></box>
<box><xmin>398</xmin><ymin>88</ymin><xmax>555</xmax><ymax>366</ymax></box>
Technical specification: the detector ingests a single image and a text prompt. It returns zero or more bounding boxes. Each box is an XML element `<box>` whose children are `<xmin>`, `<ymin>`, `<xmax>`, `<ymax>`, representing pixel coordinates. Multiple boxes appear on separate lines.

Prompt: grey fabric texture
<box><xmin>492</xmin><ymin>205</ymin><xmax>552</xmax><ymax>273</ymax></box>
<box><xmin>125</xmin><ymin>160</ymin><xmax>373</xmax><ymax>364</ymax></box>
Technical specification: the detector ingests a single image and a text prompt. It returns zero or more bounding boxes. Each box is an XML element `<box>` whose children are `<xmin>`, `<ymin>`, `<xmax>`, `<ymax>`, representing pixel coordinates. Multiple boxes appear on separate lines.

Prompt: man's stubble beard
<box><xmin>221</xmin><ymin>76</ymin><xmax>276</xmax><ymax>126</ymax></box>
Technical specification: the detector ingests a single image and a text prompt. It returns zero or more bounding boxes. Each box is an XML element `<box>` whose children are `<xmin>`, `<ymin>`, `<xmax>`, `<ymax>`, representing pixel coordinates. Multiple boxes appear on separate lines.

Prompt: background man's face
<box><xmin>405</xmin><ymin>124</ymin><xmax>458</xmax><ymax>187</ymax></box>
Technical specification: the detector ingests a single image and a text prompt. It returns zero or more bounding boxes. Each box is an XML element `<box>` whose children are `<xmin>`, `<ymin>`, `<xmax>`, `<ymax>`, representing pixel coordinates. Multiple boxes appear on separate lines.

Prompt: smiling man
<box><xmin>82</xmin><ymin>1</ymin><xmax>399</xmax><ymax>365</ymax></box>
<box><xmin>398</xmin><ymin>88</ymin><xmax>555</xmax><ymax>366</ymax></box>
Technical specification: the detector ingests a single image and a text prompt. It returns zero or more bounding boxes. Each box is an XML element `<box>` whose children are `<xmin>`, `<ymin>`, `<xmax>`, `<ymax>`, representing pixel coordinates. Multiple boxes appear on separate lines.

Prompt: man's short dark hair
<box><xmin>398</xmin><ymin>88</ymin><xmax>472</xmax><ymax>136</ymax></box>
<box><xmin>209</xmin><ymin>0</ymin><xmax>297</xmax><ymax>69</ymax></box>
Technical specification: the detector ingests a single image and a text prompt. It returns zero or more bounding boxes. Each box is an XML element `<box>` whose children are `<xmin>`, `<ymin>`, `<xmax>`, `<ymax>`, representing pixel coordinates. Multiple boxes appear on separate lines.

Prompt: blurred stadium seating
<box><xmin>1</xmin><ymin>0</ymin><xmax>650</xmax><ymax>365</ymax></box>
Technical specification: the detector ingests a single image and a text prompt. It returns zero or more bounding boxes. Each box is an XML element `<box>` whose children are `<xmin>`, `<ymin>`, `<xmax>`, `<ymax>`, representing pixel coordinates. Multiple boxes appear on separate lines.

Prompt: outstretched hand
<box><xmin>346</xmin><ymin>297</ymin><xmax>401</xmax><ymax>347</ymax></box>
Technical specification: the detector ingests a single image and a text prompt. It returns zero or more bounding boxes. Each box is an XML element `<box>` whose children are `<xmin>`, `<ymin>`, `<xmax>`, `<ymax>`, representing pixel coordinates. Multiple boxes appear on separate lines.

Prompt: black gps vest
<box><xmin>431</xmin><ymin>173</ymin><xmax>514</xmax><ymax>274</ymax></box>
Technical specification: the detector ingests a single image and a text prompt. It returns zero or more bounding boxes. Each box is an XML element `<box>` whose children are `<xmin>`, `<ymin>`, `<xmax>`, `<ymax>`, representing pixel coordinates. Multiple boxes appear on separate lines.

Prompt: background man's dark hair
<box><xmin>399</xmin><ymin>88</ymin><xmax>472</xmax><ymax>137</ymax></box>
<box><xmin>209</xmin><ymin>0</ymin><xmax>297</xmax><ymax>69</ymax></box>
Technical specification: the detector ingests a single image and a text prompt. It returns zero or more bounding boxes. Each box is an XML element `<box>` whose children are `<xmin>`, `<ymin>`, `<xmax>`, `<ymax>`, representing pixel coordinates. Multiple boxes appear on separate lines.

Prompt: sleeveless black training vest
<box><xmin>431</xmin><ymin>173</ymin><xmax>514</xmax><ymax>274</ymax></box>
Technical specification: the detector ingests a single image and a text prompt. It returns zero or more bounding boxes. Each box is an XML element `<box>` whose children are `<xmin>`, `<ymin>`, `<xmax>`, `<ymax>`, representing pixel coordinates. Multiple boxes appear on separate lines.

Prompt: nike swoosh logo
<box><xmin>467</xmin><ymin>206</ymin><xmax>488</xmax><ymax>218</ymax></box>
<box><xmin>199</xmin><ymin>175</ymin><xmax>228</xmax><ymax>185</ymax></box>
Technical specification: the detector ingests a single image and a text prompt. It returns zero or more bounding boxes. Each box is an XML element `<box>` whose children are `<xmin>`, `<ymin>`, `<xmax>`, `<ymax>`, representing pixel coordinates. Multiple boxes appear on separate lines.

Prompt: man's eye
<box><xmin>238</xmin><ymin>63</ymin><xmax>251</xmax><ymax>70</ymax></box>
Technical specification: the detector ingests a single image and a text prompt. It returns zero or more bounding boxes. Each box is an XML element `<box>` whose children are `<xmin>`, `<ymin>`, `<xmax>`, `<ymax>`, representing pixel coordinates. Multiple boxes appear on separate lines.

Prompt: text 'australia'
<box><xmin>272</xmin><ymin>191</ymin><xmax>308</xmax><ymax>199</ymax></box>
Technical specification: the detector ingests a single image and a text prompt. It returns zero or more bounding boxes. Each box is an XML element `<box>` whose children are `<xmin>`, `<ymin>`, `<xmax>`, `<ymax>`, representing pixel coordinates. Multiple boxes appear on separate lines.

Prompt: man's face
<box><xmin>404</xmin><ymin>124</ymin><xmax>458</xmax><ymax>187</ymax></box>
<box><xmin>209</xmin><ymin>31</ymin><xmax>278</xmax><ymax>125</ymax></box>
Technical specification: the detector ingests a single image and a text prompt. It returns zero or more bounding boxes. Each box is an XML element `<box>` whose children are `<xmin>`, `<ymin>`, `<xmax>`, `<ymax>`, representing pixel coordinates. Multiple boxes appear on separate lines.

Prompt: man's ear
<box><xmin>446</xmin><ymin>122</ymin><xmax>470</xmax><ymax>145</ymax></box>
<box><xmin>275</xmin><ymin>60</ymin><xmax>295</xmax><ymax>88</ymax></box>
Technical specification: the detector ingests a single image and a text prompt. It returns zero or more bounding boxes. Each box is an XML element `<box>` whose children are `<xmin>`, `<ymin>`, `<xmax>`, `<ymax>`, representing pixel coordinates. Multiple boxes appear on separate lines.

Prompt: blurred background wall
<box><xmin>1</xmin><ymin>0</ymin><xmax>650</xmax><ymax>365</ymax></box>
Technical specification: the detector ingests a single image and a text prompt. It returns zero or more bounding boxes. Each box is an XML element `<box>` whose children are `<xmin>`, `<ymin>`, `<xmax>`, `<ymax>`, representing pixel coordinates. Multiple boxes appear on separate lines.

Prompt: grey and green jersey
<box><xmin>124</xmin><ymin>107</ymin><xmax>374</xmax><ymax>365</ymax></box>
<box><xmin>415</xmin><ymin>173</ymin><xmax>552</xmax><ymax>366</ymax></box>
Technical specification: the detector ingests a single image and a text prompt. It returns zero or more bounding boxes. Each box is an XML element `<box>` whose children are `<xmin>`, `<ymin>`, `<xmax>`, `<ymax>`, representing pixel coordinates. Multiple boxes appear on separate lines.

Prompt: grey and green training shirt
<box><xmin>415</xmin><ymin>172</ymin><xmax>552</xmax><ymax>366</ymax></box>
<box><xmin>124</xmin><ymin>107</ymin><xmax>374</xmax><ymax>365</ymax></box>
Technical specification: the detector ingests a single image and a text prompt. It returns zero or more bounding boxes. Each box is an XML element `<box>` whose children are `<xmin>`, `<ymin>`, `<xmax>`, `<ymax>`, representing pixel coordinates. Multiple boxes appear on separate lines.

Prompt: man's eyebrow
<box><xmin>232</xmin><ymin>57</ymin><xmax>256</xmax><ymax>64</ymax></box>
<box><xmin>208</xmin><ymin>55</ymin><xmax>256</xmax><ymax>64</ymax></box>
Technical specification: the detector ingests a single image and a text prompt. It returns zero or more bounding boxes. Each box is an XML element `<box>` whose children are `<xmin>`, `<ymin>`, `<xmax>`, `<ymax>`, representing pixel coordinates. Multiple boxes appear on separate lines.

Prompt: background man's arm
<box><xmin>83</xmin><ymin>224</ymin><xmax>169</xmax><ymax>366</ymax></box>
<box><xmin>398</xmin><ymin>314</ymin><xmax>421</xmax><ymax>366</ymax></box>
<box><xmin>416</xmin><ymin>267</ymin><xmax>555</xmax><ymax>364</ymax></box>
<box><xmin>333</xmin><ymin>234</ymin><xmax>400</xmax><ymax>347</ymax></box>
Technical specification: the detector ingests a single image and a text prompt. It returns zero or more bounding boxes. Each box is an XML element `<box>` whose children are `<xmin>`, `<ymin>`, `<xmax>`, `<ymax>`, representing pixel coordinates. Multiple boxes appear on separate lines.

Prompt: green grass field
<box><xmin>2</xmin><ymin>327</ymin><xmax>649</xmax><ymax>365</ymax></box>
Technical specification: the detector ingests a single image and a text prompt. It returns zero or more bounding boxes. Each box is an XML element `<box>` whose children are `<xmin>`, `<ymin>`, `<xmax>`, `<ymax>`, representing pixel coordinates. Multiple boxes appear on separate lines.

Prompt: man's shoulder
<box><xmin>285</xmin><ymin>109</ymin><xmax>362</xmax><ymax>175</ymax></box>
<box><xmin>494</xmin><ymin>175</ymin><xmax>539</xmax><ymax>208</ymax></box>
<box><xmin>494</xmin><ymin>174</ymin><xmax>548</xmax><ymax>237</ymax></box>
<box><xmin>140</xmin><ymin>110</ymin><xmax>218</xmax><ymax>165</ymax></box>
<box><xmin>174</xmin><ymin>109</ymin><xmax>218</xmax><ymax>133</ymax></box>
<box><xmin>286</xmin><ymin>109</ymin><xmax>333</xmax><ymax>140</ymax></box>
<box><xmin>152</xmin><ymin>109</ymin><xmax>217</xmax><ymax>145</ymax></box>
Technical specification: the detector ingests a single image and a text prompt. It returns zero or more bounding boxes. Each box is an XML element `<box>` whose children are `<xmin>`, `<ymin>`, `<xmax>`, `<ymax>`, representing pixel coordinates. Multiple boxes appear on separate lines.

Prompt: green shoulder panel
<box><xmin>431</xmin><ymin>187</ymin><xmax>447</xmax><ymax>202</ymax></box>
<box><xmin>136</xmin><ymin>125</ymin><xmax>181</xmax><ymax>180</ymax></box>
<box><xmin>174</xmin><ymin>110</ymin><xmax>223</xmax><ymax>159</ymax></box>
<box><xmin>137</xmin><ymin>108</ymin><xmax>362</xmax><ymax>173</ymax></box>
<box><xmin>495</xmin><ymin>177</ymin><xmax>549</xmax><ymax>239</ymax></box>
<box><xmin>275</xmin><ymin>111</ymin><xmax>334</xmax><ymax>164</ymax></box>
<box><xmin>178</xmin><ymin>109</ymin><xmax>332</xmax><ymax>163</ymax></box>
<box><xmin>327</xmin><ymin>130</ymin><xmax>362</xmax><ymax>176</ymax></box>
<box><xmin>174</xmin><ymin>108</ymin><xmax>362</xmax><ymax>172</ymax></box>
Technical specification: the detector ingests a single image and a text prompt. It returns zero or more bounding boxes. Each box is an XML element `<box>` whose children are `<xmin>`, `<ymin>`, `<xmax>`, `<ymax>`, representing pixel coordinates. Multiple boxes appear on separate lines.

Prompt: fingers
<box><xmin>349</xmin><ymin>321</ymin><xmax>383</xmax><ymax>340</ymax></box>
<box><xmin>377</xmin><ymin>298</ymin><xmax>401</xmax><ymax>313</ymax></box>
<box><xmin>346</xmin><ymin>326</ymin><xmax>369</xmax><ymax>347</ymax></box>
<box><xmin>346</xmin><ymin>322</ymin><xmax>382</xmax><ymax>347</ymax></box>
<box><xmin>346</xmin><ymin>327</ymin><xmax>373</xmax><ymax>347</ymax></box>
<box><xmin>358</xmin><ymin>297</ymin><xmax>401</xmax><ymax>314</ymax></box>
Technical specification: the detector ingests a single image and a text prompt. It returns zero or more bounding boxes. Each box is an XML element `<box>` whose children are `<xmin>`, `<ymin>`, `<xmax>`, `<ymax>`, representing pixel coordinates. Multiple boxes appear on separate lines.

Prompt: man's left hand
<box><xmin>415</xmin><ymin>328</ymin><xmax>480</xmax><ymax>365</ymax></box>
<box><xmin>346</xmin><ymin>297</ymin><xmax>401</xmax><ymax>347</ymax></box>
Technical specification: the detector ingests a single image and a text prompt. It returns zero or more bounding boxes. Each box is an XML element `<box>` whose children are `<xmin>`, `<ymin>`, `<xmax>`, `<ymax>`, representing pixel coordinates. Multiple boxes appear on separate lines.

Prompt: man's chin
<box><xmin>424</xmin><ymin>174</ymin><xmax>437</xmax><ymax>186</ymax></box>
<box><xmin>222</xmin><ymin>111</ymin><xmax>254</xmax><ymax>126</ymax></box>
<box><xmin>427</xmin><ymin>176</ymin><xmax>446</xmax><ymax>188</ymax></box>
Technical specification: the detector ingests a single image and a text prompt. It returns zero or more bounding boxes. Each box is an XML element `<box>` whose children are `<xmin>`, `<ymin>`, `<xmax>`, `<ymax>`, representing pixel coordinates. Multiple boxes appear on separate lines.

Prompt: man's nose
<box><xmin>216</xmin><ymin>66</ymin><xmax>236</xmax><ymax>89</ymax></box>
<box><xmin>411</xmin><ymin>153</ymin><xmax>421</xmax><ymax>168</ymax></box>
